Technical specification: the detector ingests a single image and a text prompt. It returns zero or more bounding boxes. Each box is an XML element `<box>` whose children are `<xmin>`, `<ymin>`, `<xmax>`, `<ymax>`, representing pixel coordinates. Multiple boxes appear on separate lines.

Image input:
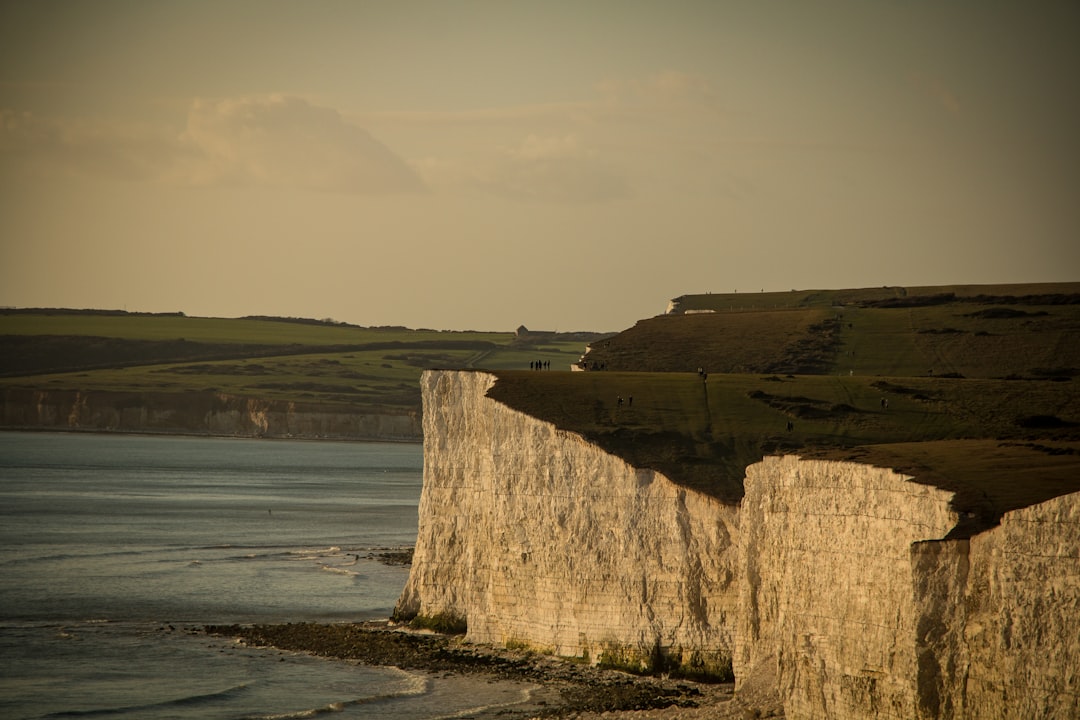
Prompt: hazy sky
<box><xmin>2</xmin><ymin>1</ymin><xmax>1077</xmax><ymax>331</ymax></box>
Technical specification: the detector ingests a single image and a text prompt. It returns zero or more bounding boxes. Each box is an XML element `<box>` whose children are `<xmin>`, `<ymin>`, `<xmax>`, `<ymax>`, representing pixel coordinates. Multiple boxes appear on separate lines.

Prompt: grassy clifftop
<box><xmin>487</xmin><ymin>283</ymin><xmax>1080</xmax><ymax>537</ymax></box>
<box><xmin>0</xmin><ymin>310</ymin><xmax>609</xmax><ymax>416</ymax></box>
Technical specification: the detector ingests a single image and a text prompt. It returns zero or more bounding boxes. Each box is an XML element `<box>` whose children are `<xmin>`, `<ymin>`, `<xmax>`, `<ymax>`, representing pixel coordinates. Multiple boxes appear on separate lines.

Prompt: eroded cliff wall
<box><xmin>1</xmin><ymin>388</ymin><xmax>421</xmax><ymax>441</ymax></box>
<box><xmin>740</xmin><ymin>455</ymin><xmax>1080</xmax><ymax>719</ymax></box>
<box><xmin>401</xmin><ymin>370</ymin><xmax>1079</xmax><ymax>718</ymax></box>
<box><xmin>395</xmin><ymin>370</ymin><xmax>739</xmax><ymax>674</ymax></box>
<box><xmin>737</xmin><ymin>456</ymin><xmax>960</xmax><ymax>718</ymax></box>
<box><xmin>913</xmin><ymin>491</ymin><xmax>1080</xmax><ymax>719</ymax></box>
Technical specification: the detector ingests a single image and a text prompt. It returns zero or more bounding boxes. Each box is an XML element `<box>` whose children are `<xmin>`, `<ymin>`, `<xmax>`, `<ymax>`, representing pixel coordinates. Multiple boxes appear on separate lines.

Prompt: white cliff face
<box><xmin>400</xmin><ymin>370</ymin><xmax>1080</xmax><ymax>718</ymax></box>
<box><xmin>739</xmin><ymin>455</ymin><xmax>1080</xmax><ymax>720</ymax></box>
<box><xmin>737</xmin><ymin>456</ymin><xmax>959</xmax><ymax>719</ymax></box>
<box><xmin>915</xmin><ymin>492</ymin><xmax>1080</xmax><ymax>719</ymax></box>
<box><xmin>396</xmin><ymin>370</ymin><xmax>739</xmax><ymax>673</ymax></box>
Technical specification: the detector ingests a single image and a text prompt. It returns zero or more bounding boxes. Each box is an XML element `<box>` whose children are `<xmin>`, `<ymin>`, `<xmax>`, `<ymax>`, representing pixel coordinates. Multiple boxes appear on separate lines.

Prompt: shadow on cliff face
<box><xmin>484</xmin><ymin>369</ymin><xmax>1080</xmax><ymax>536</ymax></box>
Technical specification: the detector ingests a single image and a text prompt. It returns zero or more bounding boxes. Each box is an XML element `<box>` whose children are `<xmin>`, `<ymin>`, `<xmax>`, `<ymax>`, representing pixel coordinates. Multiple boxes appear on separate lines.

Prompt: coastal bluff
<box><xmin>0</xmin><ymin>388</ymin><xmax>421</xmax><ymax>441</ymax></box>
<box><xmin>396</xmin><ymin>369</ymin><xmax>1080</xmax><ymax>719</ymax></box>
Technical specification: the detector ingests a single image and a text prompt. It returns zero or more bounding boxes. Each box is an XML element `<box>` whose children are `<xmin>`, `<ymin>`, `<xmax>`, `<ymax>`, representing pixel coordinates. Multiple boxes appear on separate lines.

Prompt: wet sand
<box><xmin>203</xmin><ymin>621</ymin><xmax>781</xmax><ymax>718</ymax></box>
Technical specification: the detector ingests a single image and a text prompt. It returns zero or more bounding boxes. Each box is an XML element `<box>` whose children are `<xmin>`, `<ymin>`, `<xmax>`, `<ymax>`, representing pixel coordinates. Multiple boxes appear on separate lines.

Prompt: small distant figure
<box><xmin>628</xmin><ymin>395</ymin><xmax>633</xmax><ymax>407</ymax></box>
<box><xmin>617</xmin><ymin>396</ymin><xmax>623</xmax><ymax>407</ymax></box>
<box><xmin>786</xmin><ymin>421</ymin><xmax>794</xmax><ymax>432</ymax></box>
<box><xmin>529</xmin><ymin>361</ymin><xmax>534</xmax><ymax>370</ymax></box>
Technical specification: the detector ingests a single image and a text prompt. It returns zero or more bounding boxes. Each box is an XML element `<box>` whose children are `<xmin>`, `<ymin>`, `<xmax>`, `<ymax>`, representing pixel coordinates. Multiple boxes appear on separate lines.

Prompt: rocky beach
<box><xmin>202</xmin><ymin>622</ymin><xmax>777</xmax><ymax>718</ymax></box>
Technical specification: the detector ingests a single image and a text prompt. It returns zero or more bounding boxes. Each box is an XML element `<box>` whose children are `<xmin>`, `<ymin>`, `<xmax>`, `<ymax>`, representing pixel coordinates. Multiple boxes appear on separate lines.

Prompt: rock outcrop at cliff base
<box><xmin>399</xmin><ymin>370</ymin><xmax>1080</xmax><ymax>719</ymax></box>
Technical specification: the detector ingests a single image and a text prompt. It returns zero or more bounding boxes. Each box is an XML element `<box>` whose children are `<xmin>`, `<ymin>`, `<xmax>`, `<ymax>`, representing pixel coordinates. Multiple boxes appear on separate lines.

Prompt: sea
<box><xmin>0</xmin><ymin>432</ymin><xmax>540</xmax><ymax>719</ymax></box>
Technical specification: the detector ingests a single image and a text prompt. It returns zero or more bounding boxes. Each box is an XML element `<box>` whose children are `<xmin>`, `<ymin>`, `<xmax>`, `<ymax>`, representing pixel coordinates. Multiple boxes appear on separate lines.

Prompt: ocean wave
<box><xmin>318</xmin><ymin>565</ymin><xmax>360</xmax><ymax>577</ymax></box>
<box><xmin>39</xmin><ymin>683</ymin><xmax>251</xmax><ymax>718</ymax></box>
<box><xmin>426</xmin><ymin>684</ymin><xmax>540</xmax><ymax>720</ymax></box>
<box><xmin>0</xmin><ymin>548</ymin><xmax>146</xmax><ymax>567</ymax></box>
<box><xmin>237</xmin><ymin>670</ymin><xmax>431</xmax><ymax>719</ymax></box>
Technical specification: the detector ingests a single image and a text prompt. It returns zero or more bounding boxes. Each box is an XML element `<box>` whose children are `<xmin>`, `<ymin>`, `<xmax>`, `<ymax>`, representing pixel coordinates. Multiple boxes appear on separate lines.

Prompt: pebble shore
<box><xmin>201</xmin><ymin>621</ymin><xmax>775</xmax><ymax>718</ymax></box>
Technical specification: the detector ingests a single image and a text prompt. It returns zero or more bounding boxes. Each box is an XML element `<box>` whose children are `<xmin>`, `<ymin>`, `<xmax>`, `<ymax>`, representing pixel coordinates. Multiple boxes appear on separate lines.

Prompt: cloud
<box><xmin>0</xmin><ymin>96</ymin><xmax>426</xmax><ymax>194</ymax></box>
<box><xmin>177</xmin><ymin>95</ymin><xmax>426</xmax><ymax>194</ymax></box>
<box><xmin>358</xmin><ymin>72</ymin><xmax>725</xmax><ymax>203</ymax></box>
<box><xmin>471</xmin><ymin>133</ymin><xmax>631</xmax><ymax>203</ymax></box>
<box><xmin>0</xmin><ymin>109</ymin><xmax>180</xmax><ymax>182</ymax></box>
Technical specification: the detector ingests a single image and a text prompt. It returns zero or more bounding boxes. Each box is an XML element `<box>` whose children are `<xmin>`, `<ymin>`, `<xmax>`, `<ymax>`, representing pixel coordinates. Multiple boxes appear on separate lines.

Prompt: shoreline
<box><xmin>0</xmin><ymin>425</ymin><xmax>423</xmax><ymax>444</ymax></box>
<box><xmin>203</xmin><ymin>621</ymin><xmax>778</xmax><ymax>718</ymax></box>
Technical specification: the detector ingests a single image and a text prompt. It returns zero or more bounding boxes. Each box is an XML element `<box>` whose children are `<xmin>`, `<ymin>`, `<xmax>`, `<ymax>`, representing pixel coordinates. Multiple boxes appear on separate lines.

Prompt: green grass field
<box><xmin>4</xmin><ymin>285</ymin><xmax>1079</xmax><ymax>537</ymax></box>
<box><xmin>0</xmin><ymin>312</ymin><xmax>514</xmax><ymax>346</ymax></box>
<box><xmin>487</xmin><ymin>283</ymin><xmax>1080</xmax><ymax>534</ymax></box>
<box><xmin>0</xmin><ymin>311</ymin><xmax>605</xmax><ymax>412</ymax></box>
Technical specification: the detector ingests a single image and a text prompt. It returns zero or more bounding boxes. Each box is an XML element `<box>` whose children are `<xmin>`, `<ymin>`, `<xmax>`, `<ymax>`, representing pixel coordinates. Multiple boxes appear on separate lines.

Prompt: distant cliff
<box><xmin>398</xmin><ymin>370</ymin><xmax>1080</xmax><ymax>718</ymax></box>
<box><xmin>0</xmin><ymin>388</ymin><xmax>421</xmax><ymax>441</ymax></box>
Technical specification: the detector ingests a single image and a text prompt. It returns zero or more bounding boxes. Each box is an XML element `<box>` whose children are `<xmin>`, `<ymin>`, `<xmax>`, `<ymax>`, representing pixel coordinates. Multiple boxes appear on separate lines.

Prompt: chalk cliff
<box><xmin>0</xmin><ymin>388</ymin><xmax>421</xmax><ymax>441</ymax></box>
<box><xmin>738</xmin><ymin>455</ymin><xmax>1080</xmax><ymax>719</ymax></box>
<box><xmin>399</xmin><ymin>370</ymin><xmax>1080</xmax><ymax>718</ymax></box>
<box><xmin>395</xmin><ymin>370</ymin><xmax>739</xmax><ymax>675</ymax></box>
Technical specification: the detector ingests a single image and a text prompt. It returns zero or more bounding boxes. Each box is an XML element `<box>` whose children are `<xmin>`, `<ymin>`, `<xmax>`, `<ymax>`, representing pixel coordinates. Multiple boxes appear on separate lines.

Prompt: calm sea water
<box><xmin>0</xmin><ymin>432</ymin><xmax>538</xmax><ymax>719</ymax></box>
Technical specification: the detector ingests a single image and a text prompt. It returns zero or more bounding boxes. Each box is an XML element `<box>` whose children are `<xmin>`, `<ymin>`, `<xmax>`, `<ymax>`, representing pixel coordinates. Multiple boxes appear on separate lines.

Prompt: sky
<box><xmin>1</xmin><ymin>1</ymin><xmax>1078</xmax><ymax>332</ymax></box>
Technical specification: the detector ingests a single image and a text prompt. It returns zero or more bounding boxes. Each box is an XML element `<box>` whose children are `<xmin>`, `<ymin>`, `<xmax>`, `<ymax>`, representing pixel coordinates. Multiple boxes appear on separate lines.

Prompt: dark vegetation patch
<box><xmin>156</xmin><ymin>362</ymin><xmax>272</xmax><ymax>375</ymax></box>
<box><xmin>860</xmin><ymin>292</ymin><xmax>1080</xmax><ymax>309</ymax></box>
<box><xmin>382</xmin><ymin>352</ymin><xmax>465</xmax><ymax>368</ymax></box>
<box><xmin>764</xmin><ymin>317</ymin><xmax>841</xmax><ymax>374</ymax></box>
<box><xmin>1017</xmin><ymin>414</ymin><xmax>1078</xmax><ymax>430</ymax></box>
<box><xmin>253</xmin><ymin>382</ymin><xmax>363</xmax><ymax>395</ymax></box>
<box><xmin>871</xmin><ymin>381</ymin><xmax>917</xmax><ymax>395</ymax></box>
<box><xmin>580</xmin><ymin>310</ymin><xmax>841</xmax><ymax>375</ymax></box>
<box><xmin>0</xmin><ymin>307</ymin><xmax>187</xmax><ymax>317</ymax></box>
<box><xmin>1001</xmin><ymin>441</ymin><xmax>1079</xmax><ymax>457</ymax></box>
<box><xmin>240</xmin><ymin>314</ymin><xmax>363</xmax><ymax>328</ymax></box>
<box><xmin>0</xmin><ymin>335</ymin><xmax>295</xmax><ymax>377</ymax></box>
<box><xmin>1029</xmin><ymin>367</ymin><xmax>1076</xmax><ymax>379</ymax></box>
<box><xmin>965</xmin><ymin>308</ymin><xmax>1049</xmax><ymax>319</ymax></box>
<box><xmin>746</xmin><ymin>389</ymin><xmax>864</xmax><ymax>420</ymax></box>
<box><xmin>860</xmin><ymin>293</ymin><xmax>958</xmax><ymax>308</ymax></box>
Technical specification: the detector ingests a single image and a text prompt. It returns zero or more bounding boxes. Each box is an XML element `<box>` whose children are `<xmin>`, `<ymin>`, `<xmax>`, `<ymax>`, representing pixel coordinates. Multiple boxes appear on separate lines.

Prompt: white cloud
<box><xmin>358</xmin><ymin>71</ymin><xmax>728</xmax><ymax>203</ymax></box>
<box><xmin>0</xmin><ymin>109</ymin><xmax>181</xmax><ymax>182</ymax></box>
<box><xmin>176</xmin><ymin>95</ymin><xmax>426</xmax><ymax>194</ymax></box>
<box><xmin>0</xmin><ymin>96</ymin><xmax>426</xmax><ymax>195</ymax></box>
